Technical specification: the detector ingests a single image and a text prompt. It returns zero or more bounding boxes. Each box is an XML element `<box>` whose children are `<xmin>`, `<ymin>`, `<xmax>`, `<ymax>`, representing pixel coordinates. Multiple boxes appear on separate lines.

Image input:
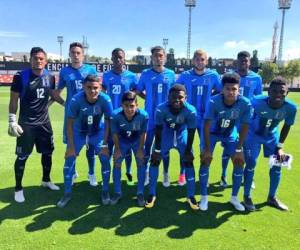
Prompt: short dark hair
<box><xmin>151</xmin><ymin>46</ymin><xmax>165</xmax><ymax>55</ymax></box>
<box><xmin>122</xmin><ymin>91</ymin><xmax>137</xmax><ymax>103</ymax></box>
<box><xmin>30</xmin><ymin>47</ymin><xmax>46</xmax><ymax>58</ymax></box>
<box><xmin>83</xmin><ymin>74</ymin><xmax>100</xmax><ymax>84</ymax></box>
<box><xmin>269</xmin><ymin>76</ymin><xmax>288</xmax><ymax>88</ymax></box>
<box><xmin>237</xmin><ymin>51</ymin><xmax>250</xmax><ymax>59</ymax></box>
<box><xmin>169</xmin><ymin>84</ymin><xmax>186</xmax><ymax>94</ymax></box>
<box><xmin>112</xmin><ymin>48</ymin><xmax>125</xmax><ymax>56</ymax></box>
<box><xmin>69</xmin><ymin>42</ymin><xmax>84</xmax><ymax>50</ymax></box>
<box><xmin>222</xmin><ymin>73</ymin><xmax>240</xmax><ymax>86</ymax></box>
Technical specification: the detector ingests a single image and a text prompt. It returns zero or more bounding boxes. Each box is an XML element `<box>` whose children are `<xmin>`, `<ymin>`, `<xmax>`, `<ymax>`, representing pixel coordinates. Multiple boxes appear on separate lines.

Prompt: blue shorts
<box><xmin>202</xmin><ymin>134</ymin><xmax>238</xmax><ymax>156</ymax></box>
<box><xmin>68</xmin><ymin>130</ymin><xmax>104</xmax><ymax>155</ymax></box>
<box><xmin>160</xmin><ymin>130</ymin><xmax>188</xmax><ymax>157</ymax></box>
<box><xmin>244</xmin><ymin>133</ymin><xmax>278</xmax><ymax>160</ymax></box>
<box><xmin>114</xmin><ymin>139</ymin><xmax>144</xmax><ymax>167</ymax></box>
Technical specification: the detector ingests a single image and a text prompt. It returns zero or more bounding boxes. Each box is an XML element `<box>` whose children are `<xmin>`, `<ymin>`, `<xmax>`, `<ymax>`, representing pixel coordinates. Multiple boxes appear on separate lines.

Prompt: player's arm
<box><xmin>233</xmin><ymin>103</ymin><xmax>251</xmax><ymax>166</ymax></box>
<box><xmin>276</xmin><ymin>123</ymin><xmax>291</xmax><ymax>161</ymax></box>
<box><xmin>183</xmin><ymin>128</ymin><xmax>196</xmax><ymax>164</ymax></box>
<box><xmin>52</xmin><ymin>88</ymin><xmax>65</xmax><ymax>106</ymax></box>
<box><xmin>65</xmin><ymin>118</ymin><xmax>76</xmax><ymax>158</ymax></box>
<box><xmin>136</xmin><ymin>73</ymin><xmax>146</xmax><ymax>99</ymax></box>
<box><xmin>52</xmin><ymin>71</ymin><xmax>66</xmax><ymax>106</ymax></box>
<box><xmin>112</xmin><ymin>132</ymin><xmax>122</xmax><ymax>163</ymax></box>
<box><xmin>201</xmin><ymin>119</ymin><xmax>213</xmax><ymax>165</ymax></box>
<box><xmin>150</xmin><ymin>125</ymin><xmax>163</xmax><ymax>165</ymax></box>
<box><xmin>8</xmin><ymin>74</ymin><xmax>23</xmax><ymax>137</ymax></box>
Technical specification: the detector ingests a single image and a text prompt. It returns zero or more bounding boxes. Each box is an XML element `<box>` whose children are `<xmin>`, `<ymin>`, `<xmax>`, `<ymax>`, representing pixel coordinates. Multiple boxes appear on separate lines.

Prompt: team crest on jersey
<box><xmin>94</xmin><ymin>105</ymin><xmax>102</xmax><ymax>114</ymax></box>
<box><xmin>230</xmin><ymin>109</ymin><xmax>240</xmax><ymax>119</ymax></box>
<box><xmin>274</xmin><ymin>111</ymin><xmax>285</xmax><ymax>120</ymax></box>
<box><xmin>42</xmin><ymin>76</ymin><xmax>50</xmax><ymax>87</ymax></box>
<box><xmin>176</xmin><ymin>115</ymin><xmax>185</xmax><ymax>124</ymax></box>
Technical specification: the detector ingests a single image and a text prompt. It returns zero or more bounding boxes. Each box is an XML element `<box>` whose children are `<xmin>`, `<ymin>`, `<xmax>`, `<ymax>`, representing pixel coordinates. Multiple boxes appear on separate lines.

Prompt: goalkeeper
<box><xmin>8</xmin><ymin>47</ymin><xmax>62</xmax><ymax>203</ymax></box>
<box><xmin>243</xmin><ymin>77</ymin><xmax>297</xmax><ymax>211</ymax></box>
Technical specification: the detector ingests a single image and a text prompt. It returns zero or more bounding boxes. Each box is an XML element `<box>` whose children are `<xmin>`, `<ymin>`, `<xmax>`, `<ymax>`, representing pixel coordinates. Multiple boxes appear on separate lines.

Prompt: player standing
<box><xmin>136</xmin><ymin>46</ymin><xmax>175</xmax><ymax>187</ymax></box>
<box><xmin>102</xmin><ymin>48</ymin><xmax>138</xmax><ymax>185</ymax></box>
<box><xmin>243</xmin><ymin>77</ymin><xmax>297</xmax><ymax>211</ymax></box>
<box><xmin>53</xmin><ymin>42</ymin><xmax>99</xmax><ymax>186</ymax></box>
<box><xmin>8</xmin><ymin>47</ymin><xmax>60</xmax><ymax>202</ymax></box>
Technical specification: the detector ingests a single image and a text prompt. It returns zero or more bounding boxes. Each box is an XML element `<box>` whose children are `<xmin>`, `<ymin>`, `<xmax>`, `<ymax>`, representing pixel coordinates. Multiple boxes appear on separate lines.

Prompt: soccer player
<box><xmin>243</xmin><ymin>77</ymin><xmax>297</xmax><ymax>211</ymax></box>
<box><xmin>110</xmin><ymin>91</ymin><xmax>148</xmax><ymax>206</ymax></box>
<box><xmin>8</xmin><ymin>47</ymin><xmax>60</xmax><ymax>203</ymax></box>
<box><xmin>200</xmin><ymin>73</ymin><xmax>252</xmax><ymax>211</ymax></box>
<box><xmin>53</xmin><ymin>42</ymin><xmax>99</xmax><ymax>186</ymax></box>
<box><xmin>177</xmin><ymin>49</ymin><xmax>221</xmax><ymax>180</ymax></box>
<box><xmin>145</xmin><ymin>84</ymin><xmax>198</xmax><ymax>210</ymax></box>
<box><xmin>220</xmin><ymin>51</ymin><xmax>262</xmax><ymax>187</ymax></box>
<box><xmin>57</xmin><ymin>75</ymin><xmax>113</xmax><ymax>208</ymax></box>
<box><xmin>136</xmin><ymin>46</ymin><xmax>175</xmax><ymax>187</ymax></box>
<box><xmin>102</xmin><ymin>48</ymin><xmax>138</xmax><ymax>185</ymax></box>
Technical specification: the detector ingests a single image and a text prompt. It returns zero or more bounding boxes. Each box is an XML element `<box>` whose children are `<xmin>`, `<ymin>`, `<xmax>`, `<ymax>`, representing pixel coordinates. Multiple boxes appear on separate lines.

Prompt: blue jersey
<box><xmin>137</xmin><ymin>68</ymin><xmax>175</xmax><ymax>129</ymax></box>
<box><xmin>155</xmin><ymin>101</ymin><xmax>197</xmax><ymax>137</ymax></box>
<box><xmin>67</xmin><ymin>91</ymin><xmax>113</xmax><ymax>135</ymax></box>
<box><xmin>204</xmin><ymin>94</ymin><xmax>252</xmax><ymax>137</ymax></box>
<box><xmin>249</xmin><ymin>95</ymin><xmax>297</xmax><ymax>137</ymax></box>
<box><xmin>58</xmin><ymin>64</ymin><xmax>98</xmax><ymax>109</ymax></box>
<box><xmin>237</xmin><ymin>70</ymin><xmax>262</xmax><ymax>99</ymax></box>
<box><xmin>177</xmin><ymin>68</ymin><xmax>221</xmax><ymax>122</ymax></box>
<box><xmin>111</xmin><ymin>108</ymin><xmax>149</xmax><ymax>142</ymax></box>
<box><xmin>102</xmin><ymin>70</ymin><xmax>138</xmax><ymax>109</ymax></box>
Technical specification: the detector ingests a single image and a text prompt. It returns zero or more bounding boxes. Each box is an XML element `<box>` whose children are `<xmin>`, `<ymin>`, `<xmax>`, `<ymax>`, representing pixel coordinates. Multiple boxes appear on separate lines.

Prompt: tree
<box><xmin>258</xmin><ymin>62</ymin><xmax>278</xmax><ymax>85</ymax></box>
<box><xmin>250</xmin><ymin>50</ymin><xmax>259</xmax><ymax>71</ymax></box>
<box><xmin>284</xmin><ymin>60</ymin><xmax>300</xmax><ymax>86</ymax></box>
<box><xmin>136</xmin><ymin>46</ymin><xmax>142</xmax><ymax>55</ymax></box>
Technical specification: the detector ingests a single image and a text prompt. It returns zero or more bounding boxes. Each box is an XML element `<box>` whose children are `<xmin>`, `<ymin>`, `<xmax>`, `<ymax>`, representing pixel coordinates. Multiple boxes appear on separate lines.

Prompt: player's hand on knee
<box><xmin>8</xmin><ymin>113</ymin><xmax>23</xmax><ymax>137</ymax></box>
<box><xmin>150</xmin><ymin>151</ymin><xmax>161</xmax><ymax>166</ymax></box>
<box><xmin>200</xmin><ymin>149</ymin><xmax>212</xmax><ymax>165</ymax></box>
<box><xmin>183</xmin><ymin>151</ymin><xmax>194</xmax><ymax>165</ymax></box>
<box><xmin>232</xmin><ymin>152</ymin><xmax>245</xmax><ymax>166</ymax></box>
<box><xmin>65</xmin><ymin>147</ymin><xmax>76</xmax><ymax>159</ymax></box>
<box><xmin>100</xmin><ymin>147</ymin><xmax>110</xmax><ymax>157</ymax></box>
<box><xmin>113</xmin><ymin>149</ymin><xmax>122</xmax><ymax>163</ymax></box>
<box><xmin>136</xmin><ymin>149</ymin><xmax>144</xmax><ymax>164</ymax></box>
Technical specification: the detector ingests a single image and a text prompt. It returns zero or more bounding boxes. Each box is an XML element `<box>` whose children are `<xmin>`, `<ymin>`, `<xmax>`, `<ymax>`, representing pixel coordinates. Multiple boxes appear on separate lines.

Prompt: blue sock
<box><xmin>125</xmin><ymin>152</ymin><xmax>132</xmax><ymax>175</ymax></box>
<box><xmin>269</xmin><ymin>166</ymin><xmax>281</xmax><ymax>198</ymax></box>
<box><xmin>99</xmin><ymin>154</ymin><xmax>111</xmax><ymax>192</ymax></box>
<box><xmin>232</xmin><ymin>166</ymin><xmax>243</xmax><ymax>196</ymax></box>
<box><xmin>180</xmin><ymin>165</ymin><xmax>185</xmax><ymax>175</ymax></box>
<box><xmin>221</xmin><ymin>153</ymin><xmax>230</xmax><ymax>178</ymax></box>
<box><xmin>149</xmin><ymin>165</ymin><xmax>159</xmax><ymax>196</ymax></box>
<box><xmin>162</xmin><ymin>154</ymin><xmax>170</xmax><ymax>174</ymax></box>
<box><xmin>244</xmin><ymin>161</ymin><xmax>256</xmax><ymax>198</ymax></box>
<box><xmin>113</xmin><ymin>167</ymin><xmax>122</xmax><ymax>195</ymax></box>
<box><xmin>63</xmin><ymin>156</ymin><xmax>76</xmax><ymax>194</ymax></box>
<box><xmin>86</xmin><ymin>146</ymin><xmax>95</xmax><ymax>175</ymax></box>
<box><xmin>199</xmin><ymin>165</ymin><xmax>209</xmax><ymax>195</ymax></box>
<box><xmin>185</xmin><ymin>166</ymin><xmax>195</xmax><ymax>198</ymax></box>
<box><xmin>137</xmin><ymin>165</ymin><xmax>146</xmax><ymax>195</ymax></box>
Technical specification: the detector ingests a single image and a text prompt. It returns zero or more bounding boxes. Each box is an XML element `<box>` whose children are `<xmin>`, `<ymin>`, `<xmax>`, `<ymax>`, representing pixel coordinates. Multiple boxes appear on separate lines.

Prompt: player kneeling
<box><xmin>110</xmin><ymin>91</ymin><xmax>148</xmax><ymax>207</ymax></box>
<box><xmin>57</xmin><ymin>75</ymin><xmax>113</xmax><ymax>208</ymax></box>
<box><xmin>145</xmin><ymin>84</ymin><xmax>199</xmax><ymax>210</ymax></box>
<box><xmin>243</xmin><ymin>77</ymin><xmax>297</xmax><ymax>211</ymax></box>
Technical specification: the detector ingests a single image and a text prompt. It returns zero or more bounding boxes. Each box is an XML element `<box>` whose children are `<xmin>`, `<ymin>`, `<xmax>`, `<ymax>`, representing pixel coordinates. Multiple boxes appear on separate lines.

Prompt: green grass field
<box><xmin>0</xmin><ymin>87</ymin><xmax>299</xmax><ymax>250</ymax></box>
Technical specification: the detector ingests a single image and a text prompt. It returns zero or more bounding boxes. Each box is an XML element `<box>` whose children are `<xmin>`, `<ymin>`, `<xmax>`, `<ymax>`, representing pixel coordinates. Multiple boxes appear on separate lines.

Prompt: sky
<box><xmin>1</xmin><ymin>0</ymin><xmax>300</xmax><ymax>61</ymax></box>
